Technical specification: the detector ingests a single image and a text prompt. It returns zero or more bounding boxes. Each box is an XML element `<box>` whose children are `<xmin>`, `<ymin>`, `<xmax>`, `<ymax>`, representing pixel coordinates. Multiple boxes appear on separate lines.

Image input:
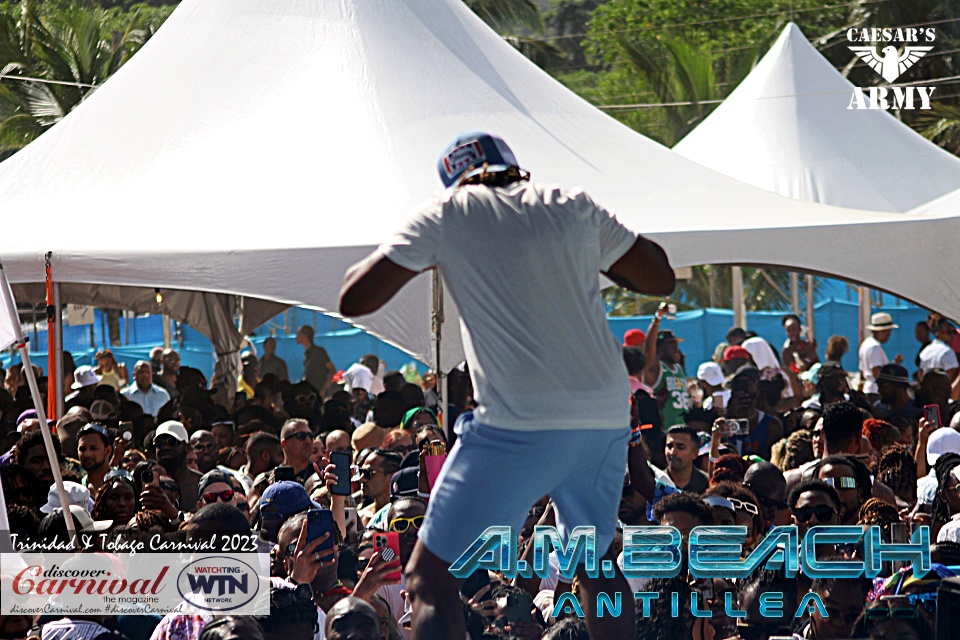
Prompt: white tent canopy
<box><xmin>674</xmin><ymin>23</ymin><xmax>960</xmax><ymax>212</ymax></box>
<box><xmin>0</xmin><ymin>0</ymin><xmax>957</xmax><ymax>372</ymax></box>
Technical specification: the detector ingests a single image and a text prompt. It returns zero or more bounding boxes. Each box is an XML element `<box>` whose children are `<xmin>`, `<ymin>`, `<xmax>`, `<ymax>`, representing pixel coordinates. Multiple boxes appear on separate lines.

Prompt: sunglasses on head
<box><xmin>727</xmin><ymin>498</ymin><xmax>759</xmax><ymax>516</ymax></box>
<box><xmin>792</xmin><ymin>504</ymin><xmax>836</xmax><ymax>523</ymax></box>
<box><xmin>284</xmin><ymin>431</ymin><xmax>312</xmax><ymax>442</ymax></box>
<box><xmin>865</xmin><ymin>604</ymin><xmax>919</xmax><ymax>620</ymax></box>
<box><xmin>822</xmin><ymin>476</ymin><xmax>857</xmax><ymax>489</ymax></box>
<box><xmin>388</xmin><ymin>515</ymin><xmax>424</xmax><ymax>533</ymax></box>
<box><xmin>202</xmin><ymin>489</ymin><xmax>235</xmax><ymax>503</ymax></box>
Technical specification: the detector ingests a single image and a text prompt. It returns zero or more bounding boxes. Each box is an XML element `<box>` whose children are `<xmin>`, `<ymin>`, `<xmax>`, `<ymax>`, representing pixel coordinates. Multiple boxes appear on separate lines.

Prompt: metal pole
<box><xmin>790</xmin><ymin>272</ymin><xmax>800</xmax><ymax>315</ymax></box>
<box><xmin>731</xmin><ymin>266</ymin><xmax>746</xmax><ymax>330</ymax></box>
<box><xmin>0</xmin><ymin>266</ymin><xmax>77</xmax><ymax>546</ymax></box>
<box><xmin>432</xmin><ymin>270</ymin><xmax>444</xmax><ymax>424</ymax></box>
<box><xmin>858</xmin><ymin>286</ymin><xmax>872</xmax><ymax>346</ymax></box>
<box><xmin>805</xmin><ymin>274</ymin><xmax>815</xmax><ymax>337</ymax></box>
<box><xmin>53</xmin><ymin>282</ymin><xmax>63</xmax><ymax>420</ymax></box>
<box><xmin>162</xmin><ymin>313</ymin><xmax>171</xmax><ymax>349</ymax></box>
<box><xmin>124</xmin><ymin>309</ymin><xmax>129</xmax><ymax>346</ymax></box>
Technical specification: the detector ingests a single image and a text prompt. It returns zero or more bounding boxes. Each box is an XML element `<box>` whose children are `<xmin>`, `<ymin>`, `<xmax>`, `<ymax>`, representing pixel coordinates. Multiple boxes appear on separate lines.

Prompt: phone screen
<box><xmin>329</xmin><ymin>451</ymin><xmax>352</xmax><ymax>496</ymax></box>
<box><xmin>274</xmin><ymin>466</ymin><xmax>295</xmax><ymax>482</ymax></box>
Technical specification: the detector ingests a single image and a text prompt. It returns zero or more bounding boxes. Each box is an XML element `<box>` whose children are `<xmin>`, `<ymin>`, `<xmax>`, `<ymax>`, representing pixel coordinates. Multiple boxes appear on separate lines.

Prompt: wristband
<box><xmin>417</xmin><ymin>491</ymin><xmax>431</xmax><ymax>499</ymax></box>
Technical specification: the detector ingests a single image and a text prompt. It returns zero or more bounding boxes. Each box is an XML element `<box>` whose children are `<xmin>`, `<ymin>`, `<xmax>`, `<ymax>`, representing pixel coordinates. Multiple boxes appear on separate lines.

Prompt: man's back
<box><xmin>380</xmin><ymin>181</ymin><xmax>635</xmax><ymax>431</ymax></box>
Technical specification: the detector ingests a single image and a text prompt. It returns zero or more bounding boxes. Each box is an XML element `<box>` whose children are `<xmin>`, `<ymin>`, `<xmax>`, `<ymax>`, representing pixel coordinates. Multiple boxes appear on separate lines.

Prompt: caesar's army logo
<box><xmin>846</xmin><ymin>27</ymin><xmax>935</xmax><ymax>110</ymax></box>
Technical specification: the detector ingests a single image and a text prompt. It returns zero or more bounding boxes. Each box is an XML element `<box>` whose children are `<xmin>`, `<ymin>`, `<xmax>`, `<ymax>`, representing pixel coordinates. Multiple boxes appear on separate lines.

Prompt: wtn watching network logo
<box><xmin>176</xmin><ymin>556</ymin><xmax>260</xmax><ymax>612</ymax></box>
<box><xmin>846</xmin><ymin>27</ymin><xmax>936</xmax><ymax>110</ymax></box>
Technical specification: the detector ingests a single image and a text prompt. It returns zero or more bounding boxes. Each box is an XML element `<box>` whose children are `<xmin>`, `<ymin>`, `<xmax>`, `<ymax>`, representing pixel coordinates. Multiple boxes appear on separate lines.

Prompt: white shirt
<box><xmin>858</xmin><ymin>336</ymin><xmax>889</xmax><ymax>395</ymax></box>
<box><xmin>380</xmin><ymin>182</ymin><xmax>635</xmax><ymax>431</ymax></box>
<box><xmin>342</xmin><ymin>362</ymin><xmax>375</xmax><ymax>393</ymax></box>
<box><xmin>920</xmin><ymin>339</ymin><xmax>959</xmax><ymax>375</ymax></box>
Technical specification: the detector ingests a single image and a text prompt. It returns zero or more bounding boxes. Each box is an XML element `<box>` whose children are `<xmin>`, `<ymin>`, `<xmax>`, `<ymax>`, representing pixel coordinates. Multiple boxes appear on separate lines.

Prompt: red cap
<box><xmin>723</xmin><ymin>345</ymin><xmax>751</xmax><ymax>361</ymax></box>
<box><xmin>623</xmin><ymin>329</ymin><xmax>645</xmax><ymax>346</ymax></box>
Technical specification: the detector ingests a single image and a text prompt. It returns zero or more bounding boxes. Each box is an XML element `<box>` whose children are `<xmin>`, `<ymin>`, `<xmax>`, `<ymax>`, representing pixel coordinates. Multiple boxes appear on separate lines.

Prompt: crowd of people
<box><xmin>0</xmin><ymin>308</ymin><xmax>956</xmax><ymax>640</ymax></box>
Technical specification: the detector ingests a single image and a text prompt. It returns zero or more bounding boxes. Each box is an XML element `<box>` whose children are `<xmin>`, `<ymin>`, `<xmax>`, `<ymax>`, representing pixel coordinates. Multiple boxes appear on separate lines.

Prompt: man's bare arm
<box><xmin>603</xmin><ymin>236</ymin><xmax>675</xmax><ymax>296</ymax></box>
<box><xmin>339</xmin><ymin>252</ymin><xmax>421</xmax><ymax>317</ymax></box>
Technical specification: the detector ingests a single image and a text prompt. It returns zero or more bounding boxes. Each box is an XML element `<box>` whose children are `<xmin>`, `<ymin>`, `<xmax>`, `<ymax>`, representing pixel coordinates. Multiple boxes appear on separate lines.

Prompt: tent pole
<box><xmin>53</xmin><ymin>282</ymin><xmax>63</xmax><ymax>420</ymax></box>
<box><xmin>732</xmin><ymin>266</ymin><xmax>746</xmax><ymax>329</ymax></box>
<box><xmin>0</xmin><ymin>266</ymin><xmax>77</xmax><ymax>546</ymax></box>
<box><xmin>805</xmin><ymin>274</ymin><xmax>815</xmax><ymax>339</ymax></box>
<box><xmin>162</xmin><ymin>313</ymin><xmax>171</xmax><ymax>349</ymax></box>
<box><xmin>790</xmin><ymin>273</ymin><xmax>800</xmax><ymax>315</ymax></box>
<box><xmin>858</xmin><ymin>286</ymin><xmax>871</xmax><ymax>346</ymax></box>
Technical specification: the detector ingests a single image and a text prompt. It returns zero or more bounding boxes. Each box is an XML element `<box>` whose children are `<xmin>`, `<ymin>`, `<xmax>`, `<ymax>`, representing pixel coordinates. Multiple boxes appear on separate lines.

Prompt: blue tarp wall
<box><xmin>3</xmin><ymin>299</ymin><xmax>931</xmax><ymax>382</ymax></box>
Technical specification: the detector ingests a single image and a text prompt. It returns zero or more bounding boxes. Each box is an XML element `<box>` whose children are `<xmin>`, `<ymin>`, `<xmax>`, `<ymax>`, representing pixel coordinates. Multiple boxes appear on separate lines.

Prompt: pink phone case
<box><xmin>423</xmin><ymin>453</ymin><xmax>447</xmax><ymax>489</ymax></box>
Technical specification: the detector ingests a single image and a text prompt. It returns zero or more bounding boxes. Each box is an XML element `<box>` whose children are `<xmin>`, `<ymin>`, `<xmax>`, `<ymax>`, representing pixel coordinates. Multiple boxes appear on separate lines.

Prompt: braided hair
<box><xmin>856</xmin><ymin>498</ymin><xmax>901</xmax><ymax>536</ymax></box>
<box><xmin>874</xmin><ymin>444</ymin><xmax>916</xmax><ymax>501</ymax></box>
<box><xmin>931</xmin><ymin>452</ymin><xmax>960</xmax><ymax>531</ymax></box>
<box><xmin>781</xmin><ymin>429</ymin><xmax>814</xmax><ymax>471</ymax></box>
<box><xmin>90</xmin><ymin>476</ymin><xmax>136</xmax><ymax>524</ymax></box>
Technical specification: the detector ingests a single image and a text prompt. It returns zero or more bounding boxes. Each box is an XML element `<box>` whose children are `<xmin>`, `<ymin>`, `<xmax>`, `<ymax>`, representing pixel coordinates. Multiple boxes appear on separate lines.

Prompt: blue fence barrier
<box><xmin>3</xmin><ymin>298</ymin><xmax>934</xmax><ymax>383</ymax></box>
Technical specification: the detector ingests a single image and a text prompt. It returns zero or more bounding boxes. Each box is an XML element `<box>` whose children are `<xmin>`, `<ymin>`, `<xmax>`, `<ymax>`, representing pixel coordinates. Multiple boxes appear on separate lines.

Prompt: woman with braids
<box><xmin>90</xmin><ymin>476</ymin><xmax>137</xmax><ymax>530</ymax></box>
<box><xmin>874</xmin><ymin>444</ymin><xmax>917</xmax><ymax>507</ymax></box>
<box><xmin>930</xmin><ymin>452</ymin><xmax>960</xmax><ymax>542</ymax></box>
<box><xmin>770</xmin><ymin>428</ymin><xmax>814</xmax><ymax>472</ymax></box>
<box><xmin>812</xmin><ymin>454</ymin><xmax>875</xmax><ymax>524</ymax></box>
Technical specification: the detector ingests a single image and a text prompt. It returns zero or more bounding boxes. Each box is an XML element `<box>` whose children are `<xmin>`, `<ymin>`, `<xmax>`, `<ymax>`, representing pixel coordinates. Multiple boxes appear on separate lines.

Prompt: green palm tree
<box><xmin>0</xmin><ymin>0</ymin><xmax>147</xmax><ymax>159</ymax></box>
<box><xmin>466</xmin><ymin>0</ymin><xmax>563</xmax><ymax>68</ymax></box>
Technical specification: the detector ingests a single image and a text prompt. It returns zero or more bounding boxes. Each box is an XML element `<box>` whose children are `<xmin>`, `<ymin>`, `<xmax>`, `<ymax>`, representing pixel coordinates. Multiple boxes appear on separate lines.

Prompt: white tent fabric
<box><xmin>0</xmin><ymin>1</ymin><xmax>958</xmax><ymax>369</ymax></box>
<box><xmin>674</xmin><ymin>23</ymin><xmax>960</xmax><ymax>213</ymax></box>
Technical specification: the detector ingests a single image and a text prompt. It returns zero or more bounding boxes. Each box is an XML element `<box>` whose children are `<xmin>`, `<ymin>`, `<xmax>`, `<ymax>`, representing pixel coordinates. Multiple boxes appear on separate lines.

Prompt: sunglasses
<box><xmin>727</xmin><ymin>498</ymin><xmax>760</xmax><ymax>516</ymax></box>
<box><xmin>353</xmin><ymin>467</ymin><xmax>380</xmax><ymax>481</ymax></box>
<box><xmin>295</xmin><ymin>393</ymin><xmax>317</xmax><ymax>405</ymax></box>
<box><xmin>192</xmin><ymin>442</ymin><xmax>216</xmax><ymax>452</ymax></box>
<box><xmin>904</xmin><ymin>593</ymin><xmax>937</xmax><ymax>613</ymax></box>
<box><xmin>80</xmin><ymin>424</ymin><xmax>110</xmax><ymax>439</ymax></box>
<box><xmin>792</xmin><ymin>505</ymin><xmax>836</xmax><ymax>523</ymax></box>
<box><xmin>202</xmin><ymin>489</ymin><xmax>235</xmax><ymax>503</ymax></box>
<box><xmin>822</xmin><ymin>476</ymin><xmax>858</xmax><ymax>489</ymax></box>
<box><xmin>865</xmin><ymin>604</ymin><xmax>919</xmax><ymax>620</ymax></box>
<box><xmin>284</xmin><ymin>431</ymin><xmax>312</xmax><ymax>442</ymax></box>
<box><xmin>388</xmin><ymin>516</ymin><xmax>424</xmax><ymax>533</ymax></box>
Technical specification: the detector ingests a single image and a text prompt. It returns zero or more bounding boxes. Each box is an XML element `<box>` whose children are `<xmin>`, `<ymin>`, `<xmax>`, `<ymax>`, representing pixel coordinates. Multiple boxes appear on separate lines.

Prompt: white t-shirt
<box><xmin>380</xmin><ymin>182</ymin><xmax>636</xmax><ymax>431</ymax></box>
<box><xmin>342</xmin><ymin>362</ymin><xmax>375</xmax><ymax>393</ymax></box>
<box><xmin>858</xmin><ymin>336</ymin><xmax>889</xmax><ymax>395</ymax></box>
<box><xmin>920</xmin><ymin>339</ymin><xmax>959</xmax><ymax>375</ymax></box>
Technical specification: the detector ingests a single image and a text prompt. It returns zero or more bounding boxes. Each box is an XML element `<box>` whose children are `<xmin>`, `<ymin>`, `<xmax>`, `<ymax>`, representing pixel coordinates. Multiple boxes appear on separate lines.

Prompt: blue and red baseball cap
<box><xmin>437</xmin><ymin>131</ymin><xmax>519</xmax><ymax>187</ymax></box>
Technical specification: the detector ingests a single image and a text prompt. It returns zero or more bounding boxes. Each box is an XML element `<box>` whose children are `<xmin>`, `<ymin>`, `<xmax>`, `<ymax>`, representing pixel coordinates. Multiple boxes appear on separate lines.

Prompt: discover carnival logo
<box><xmin>846</xmin><ymin>27</ymin><xmax>936</xmax><ymax>110</ymax></box>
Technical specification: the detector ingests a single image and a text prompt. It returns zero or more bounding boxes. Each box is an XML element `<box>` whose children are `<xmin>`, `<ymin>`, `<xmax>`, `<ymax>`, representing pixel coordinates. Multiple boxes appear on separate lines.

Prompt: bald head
<box><xmin>324</xmin><ymin>597</ymin><xmax>380</xmax><ymax>640</ymax></box>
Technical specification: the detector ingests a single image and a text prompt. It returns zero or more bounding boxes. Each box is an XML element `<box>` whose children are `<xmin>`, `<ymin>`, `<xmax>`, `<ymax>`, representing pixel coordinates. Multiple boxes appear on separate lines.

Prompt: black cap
<box><xmin>390</xmin><ymin>468</ymin><xmax>419</xmax><ymax>498</ymax></box>
<box><xmin>657</xmin><ymin>330</ymin><xmax>684</xmax><ymax>345</ymax></box>
<box><xmin>817</xmin><ymin>362</ymin><xmax>847</xmax><ymax>381</ymax></box>
<box><xmin>877</xmin><ymin>363</ymin><xmax>910</xmax><ymax>386</ymax></box>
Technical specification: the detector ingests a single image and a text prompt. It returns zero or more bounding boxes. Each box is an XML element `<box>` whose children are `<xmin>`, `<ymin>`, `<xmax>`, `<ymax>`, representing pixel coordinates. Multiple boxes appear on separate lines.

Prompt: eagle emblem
<box><xmin>848</xmin><ymin>45</ymin><xmax>933</xmax><ymax>83</ymax></box>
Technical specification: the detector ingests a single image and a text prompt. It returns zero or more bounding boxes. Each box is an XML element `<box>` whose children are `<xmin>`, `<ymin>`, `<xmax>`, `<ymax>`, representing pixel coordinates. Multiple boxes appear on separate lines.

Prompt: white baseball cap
<box><xmin>697</xmin><ymin>362</ymin><xmax>725</xmax><ymax>387</ymax></box>
<box><xmin>927</xmin><ymin>428</ymin><xmax>960</xmax><ymax>466</ymax></box>
<box><xmin>40</xmin><ymin>481</ymin><xmax>94</xmax><ymax>514</ymax></box>
<box><xmin>155</xmin><ymin>420</ymin><xmax>189</xmax><ymax>443</ymax></box>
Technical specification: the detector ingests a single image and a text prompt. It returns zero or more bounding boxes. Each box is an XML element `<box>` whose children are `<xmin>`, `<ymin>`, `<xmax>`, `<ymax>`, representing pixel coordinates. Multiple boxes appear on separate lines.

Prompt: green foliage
<box><xmin>0</xmin><ymin>0</ymin><xmax>169</xmax><ymax>159</ymax></box>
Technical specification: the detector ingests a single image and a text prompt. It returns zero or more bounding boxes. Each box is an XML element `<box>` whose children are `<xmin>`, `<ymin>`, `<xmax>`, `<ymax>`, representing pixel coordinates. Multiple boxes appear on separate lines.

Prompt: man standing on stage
<box><xmin>339</xmin><ymin>132</ymin><xmax>674</xmax><ymax>639</ymax></box>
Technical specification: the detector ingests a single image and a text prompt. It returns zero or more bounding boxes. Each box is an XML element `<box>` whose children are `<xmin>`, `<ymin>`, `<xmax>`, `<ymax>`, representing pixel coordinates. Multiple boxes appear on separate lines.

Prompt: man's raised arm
<box><xmin>339</xmin><ymin>252</ymin><xmax>421</xmax><ymax>317</ymax></box>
